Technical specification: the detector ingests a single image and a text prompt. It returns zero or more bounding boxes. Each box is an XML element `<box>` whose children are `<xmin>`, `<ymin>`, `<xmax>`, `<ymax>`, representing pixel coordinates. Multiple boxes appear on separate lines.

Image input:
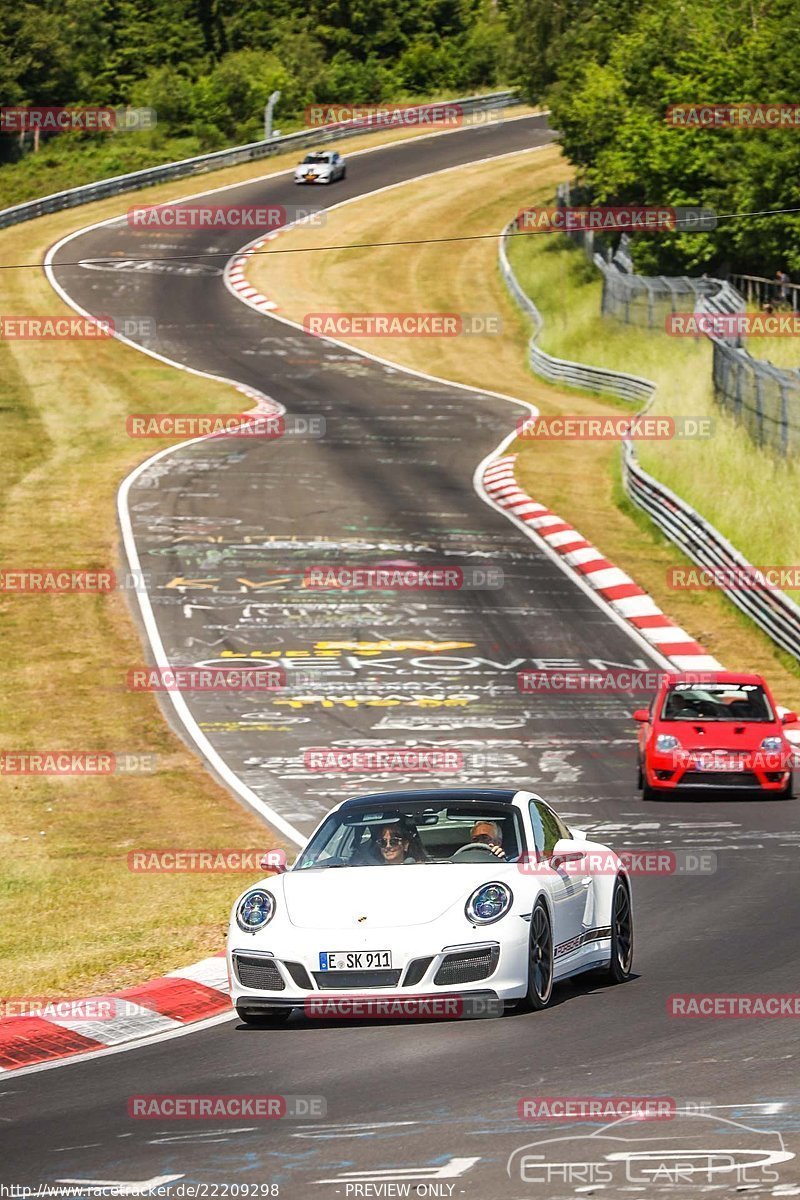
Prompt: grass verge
<box><xmin>245</xmin><ymin>143</ymin><xmax>800</xmax><ymax>706</ymax></box>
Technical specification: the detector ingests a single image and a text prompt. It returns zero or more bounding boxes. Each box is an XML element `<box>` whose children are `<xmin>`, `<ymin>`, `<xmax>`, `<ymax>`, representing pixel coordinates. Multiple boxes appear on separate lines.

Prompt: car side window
<box><xmin>535</xmin><ymin>801</ymin><xmax>568</xmax><ymax>855</ymax></box>
<box><xmin>528</xmin><ymin>801</ymin><xmax>545</xmax><ymax>858</ymax></box>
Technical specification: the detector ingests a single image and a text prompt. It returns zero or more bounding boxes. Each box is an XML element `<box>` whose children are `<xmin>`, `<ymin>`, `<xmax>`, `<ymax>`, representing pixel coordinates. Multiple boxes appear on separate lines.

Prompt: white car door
<box><xmin>529</xmin><ymin>801</ymin><xmax>592</xmax><ymax>969</ymax></box>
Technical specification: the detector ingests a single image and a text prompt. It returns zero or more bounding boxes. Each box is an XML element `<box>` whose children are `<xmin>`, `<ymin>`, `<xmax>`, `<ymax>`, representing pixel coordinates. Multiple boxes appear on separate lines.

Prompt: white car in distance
<box><xmin>294</xmin><ymin>150</ymin><xmax>346</xmax><ymax>184</ymax></box>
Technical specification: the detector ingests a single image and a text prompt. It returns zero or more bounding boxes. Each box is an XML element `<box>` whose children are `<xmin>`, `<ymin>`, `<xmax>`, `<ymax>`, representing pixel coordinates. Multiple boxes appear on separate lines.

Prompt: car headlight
<box><xmin>235</xmin><ymin>889</ymin><xmax>276</xmax><ymax>933</ymax></box>
<box><xmin>655</xmin><ymin>734</ymin><xmax>681</xmax><ymax>752</ymax></box>
<box><xmin>465</xmin><ymin>882</ymin><xmax>513</xmax><ymax>925</ymax></box>
<box><xmin>760</xmin><ymin>737</ymin><xmax>783</xmax><ymax>752</ymax></box>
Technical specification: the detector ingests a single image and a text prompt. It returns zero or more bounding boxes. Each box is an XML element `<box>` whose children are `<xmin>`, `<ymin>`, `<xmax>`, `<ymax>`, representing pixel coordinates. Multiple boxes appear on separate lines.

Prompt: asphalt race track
<box><xmin>3</xmin><ymin>114</ymin><xmax>798</xmax><ymax>1197</ymax></box>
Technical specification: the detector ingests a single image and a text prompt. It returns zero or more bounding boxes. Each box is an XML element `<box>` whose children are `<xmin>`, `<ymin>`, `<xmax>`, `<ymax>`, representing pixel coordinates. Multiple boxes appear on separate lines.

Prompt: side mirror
<box><xmin>781</xmin><ymin>711</ymin><xmax>798</xmax><ymax>725</ymax></box>
<box><xmin>259</xmin><ymin>852</ymin><xmax>287</xmax><ymax>874</ymax></box>
<box><xmin>550</xmin><ymin>839</ymin><xmax>584</xmax><ymax>870</ymax></box>
<box><xmin>633</xmin><ymin>708</ymin><xmax>650</xmax><ymax>723</ymax></box>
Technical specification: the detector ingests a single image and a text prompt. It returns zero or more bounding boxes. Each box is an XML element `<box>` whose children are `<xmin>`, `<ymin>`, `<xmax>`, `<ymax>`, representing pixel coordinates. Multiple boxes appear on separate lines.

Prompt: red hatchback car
<box><xmin>634</xmin><ymin>672</ymin><xmax>796</xmax><ymax>800</ymax></box>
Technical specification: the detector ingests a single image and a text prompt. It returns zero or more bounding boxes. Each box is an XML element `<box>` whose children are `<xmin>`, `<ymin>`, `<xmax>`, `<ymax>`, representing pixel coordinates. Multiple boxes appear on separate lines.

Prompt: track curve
<box><xmin>3</xmin><ymin>114</ymin><xmax>798</xmax><ymax>1198</ymax></box>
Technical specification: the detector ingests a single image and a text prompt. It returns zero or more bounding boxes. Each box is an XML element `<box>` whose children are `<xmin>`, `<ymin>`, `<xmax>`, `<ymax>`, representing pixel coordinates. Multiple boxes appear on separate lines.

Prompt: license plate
<box><xmin>695</xmin><ymin>754</ymin><xmax>747</xmax><ymax>772</ymax></box>
<box><xmin>319</xmin><ymin>950</ymin><xmax>392</xmax><ymax>971</ymax></box>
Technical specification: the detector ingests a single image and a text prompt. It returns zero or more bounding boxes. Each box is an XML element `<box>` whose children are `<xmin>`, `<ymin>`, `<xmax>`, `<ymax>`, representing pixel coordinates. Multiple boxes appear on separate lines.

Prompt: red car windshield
<box><xmin>661</xmin><ymin>683</ymin><xmax>774</xmax><ymax>723</ymax></box>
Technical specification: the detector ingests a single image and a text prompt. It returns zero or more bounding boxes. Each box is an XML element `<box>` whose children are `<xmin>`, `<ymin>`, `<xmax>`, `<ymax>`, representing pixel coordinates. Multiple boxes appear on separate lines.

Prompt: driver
<box><xmin>470</xmin><ymin>820</ymin><xmax>507</xmax><ymax>860</ymax></box>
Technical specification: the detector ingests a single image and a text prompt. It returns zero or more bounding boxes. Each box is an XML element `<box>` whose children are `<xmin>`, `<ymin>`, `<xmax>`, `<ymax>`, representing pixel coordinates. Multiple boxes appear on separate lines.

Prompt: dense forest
<box><xmin>0</xmin><ymin>0</ymin><xmax>512</xmax><ymax>157</ymax></box>
<box><xmin>1</xmin><ymin>0</ymin><xmax>797</xmax><ymax>276</ymax></box>
<box><xmin>514</xmin><ymin>0</ymin><xmax>800</xmax><ymax>275</ymax></box>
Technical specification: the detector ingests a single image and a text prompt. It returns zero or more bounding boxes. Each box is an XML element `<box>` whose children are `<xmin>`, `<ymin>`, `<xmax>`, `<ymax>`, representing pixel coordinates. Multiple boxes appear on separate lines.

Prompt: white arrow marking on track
<box><xmin>314</xmin><ymin>1156</ymin><xmax>480</xmax><ymax>1183</ymax></box>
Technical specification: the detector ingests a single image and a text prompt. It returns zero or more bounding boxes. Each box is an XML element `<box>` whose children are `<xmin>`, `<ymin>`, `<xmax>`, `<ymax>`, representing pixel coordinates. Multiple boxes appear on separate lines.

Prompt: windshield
<box><xmin>661</xmin><ymin>682</ymin><xmax>774</xmax><ymax>723</ymax></box>
<box><xmin>294</xmin><ymin>801</ymin><xmax>525</xmax><ymax>870</ymax></box>
<box><xmin>302</xmin><ymin>153</ymin><xmax>330</xmax><ymax>164</ymax></box>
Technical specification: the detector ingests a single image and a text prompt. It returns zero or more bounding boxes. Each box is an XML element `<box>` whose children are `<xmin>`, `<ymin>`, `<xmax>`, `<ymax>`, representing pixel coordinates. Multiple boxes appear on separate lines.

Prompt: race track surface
<box><xmin>3</xmin><ymin>114</ymin><xmax>797</xmax><ymax>1198</ymax></box>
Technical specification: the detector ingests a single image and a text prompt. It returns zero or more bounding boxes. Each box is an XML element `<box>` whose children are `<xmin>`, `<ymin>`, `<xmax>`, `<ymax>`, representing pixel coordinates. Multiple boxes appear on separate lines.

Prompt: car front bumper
<box><xmin>227</xmin><ymin>928</ymin><xmax>530</xmax><ymax>1013</ymax></box>
<box><xmin>645</xmin><ymin>752</ymin><xmax>792</xmax><ymax>792</ymax></box>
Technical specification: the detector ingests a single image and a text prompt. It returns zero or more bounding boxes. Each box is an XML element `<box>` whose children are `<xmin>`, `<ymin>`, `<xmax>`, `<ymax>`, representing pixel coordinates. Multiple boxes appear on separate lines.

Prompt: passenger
<box><xmin>470</xmin><ymin>820</ymin><xmax>507</xmax><ymax>860</ymax></box>
<box><xmin>373</xmin><ymin>819</ymin><xmax>427</xmax><ymax>864</ymax></box>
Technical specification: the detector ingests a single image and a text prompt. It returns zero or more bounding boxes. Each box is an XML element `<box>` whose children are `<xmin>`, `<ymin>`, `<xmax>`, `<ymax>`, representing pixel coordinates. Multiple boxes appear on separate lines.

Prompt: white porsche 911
<box><xmin>294</xmin><ymin>150</ymin><xmax>346</xmax><ymax>184</ymax></box>
<box><xmin>227</xmin><ymin>789</ymin><xmax>633</xmax><ymax>1025</ymax></box>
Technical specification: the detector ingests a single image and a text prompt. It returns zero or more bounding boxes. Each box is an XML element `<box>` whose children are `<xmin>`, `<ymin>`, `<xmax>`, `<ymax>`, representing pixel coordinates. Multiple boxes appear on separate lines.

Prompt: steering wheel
<box><xmin>451</xmin><ymin>843</ymin><xmax>504</xmax><ymax>862</ymax></box>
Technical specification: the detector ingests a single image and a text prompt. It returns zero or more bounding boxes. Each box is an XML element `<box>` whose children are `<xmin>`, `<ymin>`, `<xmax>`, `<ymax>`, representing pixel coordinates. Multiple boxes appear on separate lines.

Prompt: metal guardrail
<box><xmin>528</xmin><ymin>345</ymin><xmax>654</xmax><ymax>400</ymax></box>
<box><xmin>499</xmin><ymin>222</ymin><xmax>654</xmax><ymax>403</ymax></box>
<box><xmin>498</xmin><ymin>220</ymin><xmax>800</xmax><ymax>661</ymax></box>
<box><xmin>695</xmin><ymin>278</ymin><xmax>746</xmax><ymax>342</ymax></box>
<box><xmin>623</xmin><ymin>443</ymin><xmax>800</xmax><ymax>659</ymax></box>
<box><xmin>0</xmin><ymin>91</ymin><xmax>519</xmax><ymax>231</ymax></box>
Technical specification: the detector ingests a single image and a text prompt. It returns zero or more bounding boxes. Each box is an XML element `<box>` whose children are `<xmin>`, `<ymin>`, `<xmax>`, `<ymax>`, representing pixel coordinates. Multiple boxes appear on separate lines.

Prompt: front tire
<box><xmin>639</xmin><ymin>758</ymin><xmax>657</xmax><ymax>800</ymax></box>
<box><xmin>604</xmin><ymin>878</ymin><xmax>634</xmax><ymax>983</ymax></box>
<box><xmin>236</xmin><ymin>1006</ymin><xmax>292</xmax><ymax>1026</ymax></box>
<box><xmin>522</xmin><ymin>899</ymin><xmax>554</xmax><ymax>1010</ymax></box>
<box><xmin>641</xmin><ymin>771</ymin><xmax>658</xmax><ymax>801</ymax></box>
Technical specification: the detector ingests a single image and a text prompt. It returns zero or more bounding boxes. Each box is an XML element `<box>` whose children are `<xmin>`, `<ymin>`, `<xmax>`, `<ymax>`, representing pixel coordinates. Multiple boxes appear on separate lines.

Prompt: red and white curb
<box><xmin>0</xmin><ymin>953</ymin><xmax>231</xmax><ymax>1072</ymax></box>
<box><xmin>483</xmin><ymin>454</ymin><xmax>800</xmax><ymax>744</ymax></box>
<box><xmin>484</xmin><ymin>454</ymin><xmax>721</xmax><ymax>672</ymax></box>
<box><xmin>227</xmin><ymin>212</ymin><xmax>330</xmax><ymax>312</ymax></box>
<box><xmin>227</xmin><ymin>236</ymin><xmax>279</xmax><ymax>312</ymax></box>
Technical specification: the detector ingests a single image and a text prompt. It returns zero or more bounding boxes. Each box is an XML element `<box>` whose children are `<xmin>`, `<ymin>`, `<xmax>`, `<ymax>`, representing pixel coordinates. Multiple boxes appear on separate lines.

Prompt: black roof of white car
<box><xmin>340</xmin><ymin>789</ymin><xmax>520</xmax><ymax>808</ymax></box>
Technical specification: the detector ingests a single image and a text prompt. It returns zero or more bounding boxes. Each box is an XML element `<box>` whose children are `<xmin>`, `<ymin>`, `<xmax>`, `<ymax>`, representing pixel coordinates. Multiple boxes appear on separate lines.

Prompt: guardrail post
<box><xmin>733</xmin><ymin>347</ymin><xmax>743</xmax><ymax>421</ymax></box>
<box><xmin>754</xmin><ymin>371</ymin><xmax>765</xmax><ymax>445</ymax></box>
<box><xmin>780</xmin><ymin>381</ymin><xmax>789</xmax><ymax>456</ymax></box>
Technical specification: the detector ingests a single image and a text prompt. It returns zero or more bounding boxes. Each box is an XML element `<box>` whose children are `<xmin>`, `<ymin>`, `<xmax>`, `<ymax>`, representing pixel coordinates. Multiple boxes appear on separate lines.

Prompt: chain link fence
<box><xmin>598</xmin><ymin>258</ymin><xmax>719</xmax><ymax>328</ymax></box>
<box><xmin>711</xmin><ymin>341</ymin><xmax>800</xmax><ymax>455</ymax></box>
<box><xmin>566</xmin><ymin>210</ymin><xmax>800</xmax><ymax>457</ymax></box>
